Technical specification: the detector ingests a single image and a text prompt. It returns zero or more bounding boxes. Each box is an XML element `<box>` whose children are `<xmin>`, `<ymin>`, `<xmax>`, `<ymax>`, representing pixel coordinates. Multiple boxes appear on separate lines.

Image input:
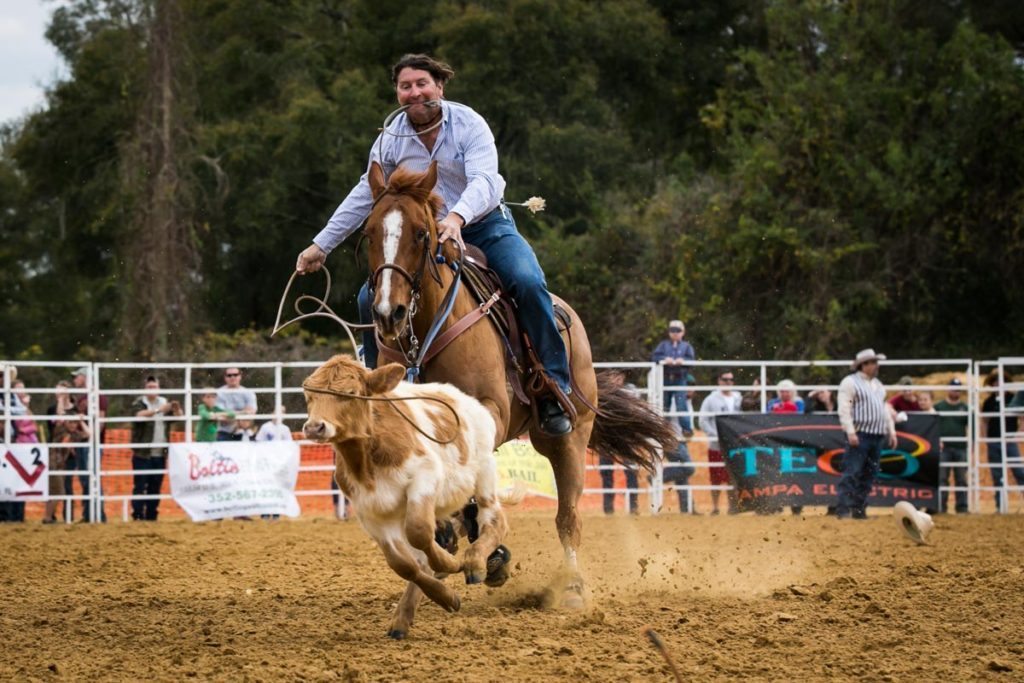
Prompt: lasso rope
<box><xmin>302</xmin><ymin>382</ymin><xmax>461</xmax><ymax>445</ymax></box>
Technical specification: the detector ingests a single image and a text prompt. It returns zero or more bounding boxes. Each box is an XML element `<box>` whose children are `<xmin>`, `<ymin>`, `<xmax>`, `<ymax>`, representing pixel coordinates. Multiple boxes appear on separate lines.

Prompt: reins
<box><xmin>302</xmin><ymin>382</ymin><xmax>462</xmax><ymax>445</ymax></box>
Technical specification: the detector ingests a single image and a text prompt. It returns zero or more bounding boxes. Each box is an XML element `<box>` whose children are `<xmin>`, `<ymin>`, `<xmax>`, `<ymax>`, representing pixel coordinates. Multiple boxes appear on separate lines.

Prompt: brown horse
<box><xmin>362</xmin><ymin>160</ymin><xmax>674</xmax><ymax>612</ymax></box>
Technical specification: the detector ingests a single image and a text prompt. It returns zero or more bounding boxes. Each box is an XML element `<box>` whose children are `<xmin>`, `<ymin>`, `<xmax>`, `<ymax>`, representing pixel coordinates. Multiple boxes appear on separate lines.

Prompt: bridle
<box><xmin>302</xmin><ymin>381</ymin><xmax>461</xmax><ymax>445</ymax></box>
<box><xmin>366</xmin><ymin>204</ymin><xmax>465</xmax><ymax>381</ymax></box>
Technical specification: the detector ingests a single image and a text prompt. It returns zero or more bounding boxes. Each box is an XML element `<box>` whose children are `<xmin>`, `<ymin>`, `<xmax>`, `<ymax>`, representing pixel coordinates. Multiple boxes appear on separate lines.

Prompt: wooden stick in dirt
<box><xmin>642</xmin><ymin>626</ymin><xmax>683</xmax><ymax>683</ymax></box>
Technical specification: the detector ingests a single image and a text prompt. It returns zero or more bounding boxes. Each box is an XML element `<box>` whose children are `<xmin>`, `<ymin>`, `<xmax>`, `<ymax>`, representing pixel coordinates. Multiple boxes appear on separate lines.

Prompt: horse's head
<box><xmin>302</xmin><ymin>354</ymin><xmax>404</xmax><ymax>442</ymax></box>
<box><xmin>364</xmin><ymin>161</ymin><xmax>443</xmax><ymax>340</ymax></box>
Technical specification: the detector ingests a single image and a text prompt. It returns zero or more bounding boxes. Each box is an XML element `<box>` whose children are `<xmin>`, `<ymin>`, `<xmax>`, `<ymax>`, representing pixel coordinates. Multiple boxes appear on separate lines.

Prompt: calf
<box><xmin>302</xmin><ymin>354</ymin><xmax>509</xmax><ymax>638</ymax></box>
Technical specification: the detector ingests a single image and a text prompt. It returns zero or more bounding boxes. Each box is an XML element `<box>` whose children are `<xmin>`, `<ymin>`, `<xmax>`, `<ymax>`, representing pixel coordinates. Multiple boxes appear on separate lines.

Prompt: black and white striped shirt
<box><xmin>837</xmin><ymin>372</ymin><xmax>894</xmax><ymax>436</ymax></box>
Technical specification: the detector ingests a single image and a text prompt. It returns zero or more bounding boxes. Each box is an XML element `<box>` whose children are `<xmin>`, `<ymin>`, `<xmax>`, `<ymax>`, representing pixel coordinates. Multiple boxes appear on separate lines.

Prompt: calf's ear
<box><xmin>367</xmin><ymin>363</ymin><xmax>405</xmax><ymax>395</ymax></box>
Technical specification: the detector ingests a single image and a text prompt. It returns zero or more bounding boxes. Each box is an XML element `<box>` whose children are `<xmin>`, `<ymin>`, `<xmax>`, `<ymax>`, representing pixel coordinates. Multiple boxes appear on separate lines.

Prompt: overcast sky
<box><xmin>0</xmin><ymin>1</ymin><xmax>66</xmax><ymax>125</ymax></box>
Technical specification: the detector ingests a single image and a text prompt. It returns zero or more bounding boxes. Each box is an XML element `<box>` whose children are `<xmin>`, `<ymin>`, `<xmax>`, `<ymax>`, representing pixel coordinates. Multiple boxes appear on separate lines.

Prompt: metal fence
<box><xmin>2</xmin><ymin>357</ymin><xmax>1021</xmax><ymax>522</ymax></box>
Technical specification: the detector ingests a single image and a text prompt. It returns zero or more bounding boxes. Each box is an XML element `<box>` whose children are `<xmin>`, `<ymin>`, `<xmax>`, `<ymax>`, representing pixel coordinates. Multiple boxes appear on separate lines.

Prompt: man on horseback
<box><xmin>295</xmin><ymin>53</ymin><xmax>573</xmax><ymax>436</ymax></box>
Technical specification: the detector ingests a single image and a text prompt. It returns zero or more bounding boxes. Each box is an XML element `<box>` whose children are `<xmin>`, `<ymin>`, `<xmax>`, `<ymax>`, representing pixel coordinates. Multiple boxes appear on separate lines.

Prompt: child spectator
<box><xmin>767</xmin><ymin>379</ymin><xmax>805</xmax><ymax>413</ymax></box>
<box><xmin>196</xmin><ymin>389</ymin><xmax>233</xmax><ymax>442</ymax></box>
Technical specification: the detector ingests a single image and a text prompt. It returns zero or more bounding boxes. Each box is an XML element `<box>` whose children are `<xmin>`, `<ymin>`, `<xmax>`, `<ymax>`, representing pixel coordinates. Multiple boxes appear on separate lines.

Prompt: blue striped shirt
<box><xmin>314</xmin><ymin>101</ymin><xmax>506</xmax><ymax>253</ymax></box>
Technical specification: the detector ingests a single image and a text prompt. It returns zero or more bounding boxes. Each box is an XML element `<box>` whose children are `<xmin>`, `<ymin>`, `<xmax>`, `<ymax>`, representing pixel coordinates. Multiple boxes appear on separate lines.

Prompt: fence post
<box><xmin>89</xmin><ymin>364</ymin><xmax>99</xmax><ymax>524</ymax></box>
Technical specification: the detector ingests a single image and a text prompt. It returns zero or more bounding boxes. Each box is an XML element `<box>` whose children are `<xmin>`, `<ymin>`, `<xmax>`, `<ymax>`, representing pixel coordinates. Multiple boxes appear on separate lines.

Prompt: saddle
<box><xmin>459</xmin><ymin>246</ymin><xmax>578</xmax><ymax>425</ymax></box>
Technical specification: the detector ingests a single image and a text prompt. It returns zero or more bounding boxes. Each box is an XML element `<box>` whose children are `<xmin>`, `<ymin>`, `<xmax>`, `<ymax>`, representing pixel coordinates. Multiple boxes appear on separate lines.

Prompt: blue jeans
<box><xmin>940</xmin><ymin>446</ymin><xmax>969</xmax><ymax>513</ymax></box>
<box><xmin>599</xmin><ymin>455</ymin><xmax>639</xmax><ymax>513</ymax></box>
<box><xmin>662</xmin><ymin>441</ymin><xmax>695</xmax><ymax>512</ymax></box>
<box><xmin>989</xmin><ymin>441</ymin><xmax>1024</xmax><ymax>510</ymax></box>
<box><xmin>74</xmin><ymin>446</ymin><xmax>107</xmax><ymax>523</ymax></box>
<box><xmin>663</xmin><ymin>387</ymin><xmax>692</xmax><ymax>432</ymax></box>
<box><xmin>836</xmin><ymin>432</ymin><xmax>884</xmax><ymax>516</ymax></box>
<box><xmin>359</xmin><ymin>205</ymin><xmax>571</xmax><ymax>393</ymax></box>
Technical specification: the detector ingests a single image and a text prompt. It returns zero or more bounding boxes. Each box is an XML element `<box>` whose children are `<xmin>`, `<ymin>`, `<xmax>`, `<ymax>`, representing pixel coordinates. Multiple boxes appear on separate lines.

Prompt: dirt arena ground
<box><xmin>2</xmin><ymin>511</ymin><xmax>1022</xmax><ymax>682</ymax></box>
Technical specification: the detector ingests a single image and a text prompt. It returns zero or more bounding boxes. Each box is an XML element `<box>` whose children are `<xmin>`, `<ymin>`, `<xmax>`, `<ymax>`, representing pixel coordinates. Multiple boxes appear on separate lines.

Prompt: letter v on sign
<box><xmin>5</xmin><ymin>450</ymin><xmax>45</xmax><ymax>486</ymax></box>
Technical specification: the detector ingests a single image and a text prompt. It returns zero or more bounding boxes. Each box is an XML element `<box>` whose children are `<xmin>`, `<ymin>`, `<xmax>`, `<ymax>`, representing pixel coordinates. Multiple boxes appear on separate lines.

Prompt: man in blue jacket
<box><xmin>652</xmin><ymin>320</ymin><xmax>696</xmax><ymax>435</ymax></box>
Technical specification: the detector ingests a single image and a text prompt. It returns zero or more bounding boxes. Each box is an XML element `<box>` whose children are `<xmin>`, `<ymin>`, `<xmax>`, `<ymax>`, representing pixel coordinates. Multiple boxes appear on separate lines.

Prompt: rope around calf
<box><xmin>302</xmin><ymin>382</ymin><xmax>462</xmax><ymax>445</ymax></box>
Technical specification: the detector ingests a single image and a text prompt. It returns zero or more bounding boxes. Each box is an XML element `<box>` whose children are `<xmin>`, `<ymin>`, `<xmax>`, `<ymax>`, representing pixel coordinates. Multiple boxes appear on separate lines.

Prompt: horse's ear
<box><xmin>367</xmin><ymin>363</ymin><xmax>405</xmax><ymax>395</ymax></box>
<box><xmin>368</xmin><ymin>162</ymin><xmax>386</xmax><ymax>199</ymax></box>
<box><xmin>418</xmin><ymin>160</ymin><xmax>438</xmax><ymax>193</ymax></box>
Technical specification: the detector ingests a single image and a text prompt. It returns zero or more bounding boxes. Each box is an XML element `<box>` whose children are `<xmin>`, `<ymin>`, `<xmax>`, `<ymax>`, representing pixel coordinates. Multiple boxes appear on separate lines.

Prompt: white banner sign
<box><xmin>169</xmin><ymin>442</ymin><xmax>300</xmax><ymax>521</ymax></box>
<box><xmin>1</xmin><ymin>444</ymin><xmax>49</xmax><ymax>501</ymax></box>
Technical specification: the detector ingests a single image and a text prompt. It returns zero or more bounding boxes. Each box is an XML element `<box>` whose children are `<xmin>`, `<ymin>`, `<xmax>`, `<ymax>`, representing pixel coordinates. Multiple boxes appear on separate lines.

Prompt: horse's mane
<box><xmin>385</xmin><ymin>166</ymin><xmax>443</xmax><ymax>218</ymax></box>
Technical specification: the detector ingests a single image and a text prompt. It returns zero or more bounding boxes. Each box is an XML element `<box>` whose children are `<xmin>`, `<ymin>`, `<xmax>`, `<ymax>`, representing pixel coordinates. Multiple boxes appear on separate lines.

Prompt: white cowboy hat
<box><xmin>851</xmin><ymin>348</ymin><xmax>887</xmax><ymax>370</ymax></box>
<box><xmin>893</xmin><ymin>501</ymin><xmax>934</xmax><ymax>545</ymax></box>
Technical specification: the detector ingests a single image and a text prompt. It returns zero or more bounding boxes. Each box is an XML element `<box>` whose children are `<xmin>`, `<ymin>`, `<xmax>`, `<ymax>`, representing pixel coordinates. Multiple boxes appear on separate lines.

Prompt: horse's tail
<box><xmin>587</xmin><ymin>371</ymin><xmax>678</xmax><ymax>473</ymax></box>
<box><xmin>498</xmin><ymin>480</ymin><xmax>528</xmax><ymax>507</ymax></box>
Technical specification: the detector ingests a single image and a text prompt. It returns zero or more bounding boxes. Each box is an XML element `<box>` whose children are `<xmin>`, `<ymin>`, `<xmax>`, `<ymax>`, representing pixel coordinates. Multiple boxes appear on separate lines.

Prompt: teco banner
<box><xmin>1</xmin><ymin>445</ymin><xmax>49</xmax><ymax>501</ymax></box>
<box><xmin>169</xmin><ymin>442</ymin><xmax>300</xmax><ymax>521</ymax></box>
<box><xmin>717</xmin><ymin>414</ymin><xmax>940</xmax><ymax>512</ymax></box>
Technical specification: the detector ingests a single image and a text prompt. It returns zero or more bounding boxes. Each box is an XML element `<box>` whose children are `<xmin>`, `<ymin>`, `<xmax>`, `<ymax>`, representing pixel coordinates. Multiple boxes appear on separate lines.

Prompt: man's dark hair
<box><xmin>145</xmin><ymin>375</ymin><xmax>157</xmax><ymax>384</ymax></box>
<box><xmin>391</xmin><ymin>54</ymin><xmax>455</xmax><ymax>86</ymax></box>
<box><xmin>718</xmin><ymin>369</ymin><xmax>734</xmax><ymax>380</ymax></box>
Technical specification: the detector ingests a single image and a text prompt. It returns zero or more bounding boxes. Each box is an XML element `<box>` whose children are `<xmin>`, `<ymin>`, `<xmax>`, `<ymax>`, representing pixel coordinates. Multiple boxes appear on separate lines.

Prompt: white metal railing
<box><xmin>2</xmin><ymin>356</ymin><xmax>1021</xmax><ymax>522</ymax></box>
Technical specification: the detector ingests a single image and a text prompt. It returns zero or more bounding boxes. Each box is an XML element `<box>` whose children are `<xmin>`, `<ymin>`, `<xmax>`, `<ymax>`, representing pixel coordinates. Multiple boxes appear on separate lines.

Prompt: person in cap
<box><xmin>835</xmin><ymin>349</ymin><xmax>897</xmax><ymax>519</ymax></box>
<box><xmin>934</xmin><ymin>378</ymin><xmax>969</xmax><ymax>513</ymax></box>
<box><xmin>651</xmin><ymin>320</ymin><xmax>696</xmax><ymax>436</ymax></box>
<box><xmin>888</xmin><ymin>375</ymin><xmax>921</xmax><ymax>413</ymax></box>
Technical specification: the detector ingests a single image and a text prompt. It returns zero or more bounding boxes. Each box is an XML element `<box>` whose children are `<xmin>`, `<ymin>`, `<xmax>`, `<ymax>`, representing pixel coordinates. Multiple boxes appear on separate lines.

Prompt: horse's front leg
<box><xmin>405</xmin><ymin>496</ymin><xmax>463</xmax><ymax>576</ymax></box>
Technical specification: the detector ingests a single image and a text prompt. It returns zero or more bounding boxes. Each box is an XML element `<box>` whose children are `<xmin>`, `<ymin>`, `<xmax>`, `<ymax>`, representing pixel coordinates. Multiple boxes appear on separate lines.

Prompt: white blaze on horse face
<box><xmin>377</xmin><ymin>208</ymin><xmax>404</xmax><ymax>319</ymax></box>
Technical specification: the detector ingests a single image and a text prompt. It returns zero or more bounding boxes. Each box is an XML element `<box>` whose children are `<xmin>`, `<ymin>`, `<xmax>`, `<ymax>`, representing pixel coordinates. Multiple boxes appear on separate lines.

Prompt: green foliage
<box><xmin>2</xmin><ymin>0</ymin><xmax>1023</xmax><ymax>364</ymax></box>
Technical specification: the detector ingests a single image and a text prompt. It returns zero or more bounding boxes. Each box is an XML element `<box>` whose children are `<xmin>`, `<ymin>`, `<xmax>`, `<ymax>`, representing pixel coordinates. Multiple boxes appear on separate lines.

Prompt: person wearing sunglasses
<box><xmin>215</xmin><ymin>368</ymin><xmax>257</xmax><ymax>442</ymax></box>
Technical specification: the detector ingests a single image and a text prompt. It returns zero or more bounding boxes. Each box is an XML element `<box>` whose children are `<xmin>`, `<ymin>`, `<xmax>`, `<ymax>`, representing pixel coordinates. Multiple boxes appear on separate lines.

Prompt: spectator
<box><xmin>917</xmin><ymin>391</ymin><xmax>936</xmax><ymax>413</ymax></box>
<box><xmin>767</xmin><ymin>379</ymin><xmax>805</xmax><ymax>413</ymax></box>
<box><xmin>70</xmin><ymin>367</ymin><xmax>107</xmax><ymax>522</ymax></box>
<box><xmin>1</xmin><ymin>375</ymin><xmax>34</xmax><ymax>522</ymax></box>
<box><xmin>805</xmin><ymin>388</ymin><xmax>834</xmax><ymax>414</ymax></box>
<box><xmin>888</xmin><ymin>376</ymin><xmax>921</xmax><ymax>413</ymax></box>
<box><xmin>740</xmin><ymin>377</ymin><xmax>762</xmax><ymax>412</ymax></box>
<box><xmin>982</xmin><ymin>372</ymin><xmax>1024</xmax><ymax>512</ymax></box>
<box><xmin>661</xmin><ymin>421</ymin><xmax>696</xmax><ymax>513</ymax></box>
<box><xmin>651</xmin><ymin>320</ymin><xmax>696</xmax><ymax>436</ymax></box>
<box><xmin>44</xmin><ymin>381</ymin><xmax>81</xmax><ymax>523</ymax></box>
<box><xmin>215</xmin><ymin>367</ymin><xmax>257</xmax><ymax>441</ymax></box>
<box><xmin>598</xmin><ymin>455</ymin><xmax>639</xmax><ymax>515</ymax></box>
<box><xmin>836</xmin><ymin>349</ymin><xmax>897</xmax><ymax>520</ymax></box>
<box><xmin>697</xmin><ymin>369</ymin><xmax>742</xmax><ymax>515</ymax></box>
<box><xmin>256</xmin><ymin>405</ymin><xmax>293</xmax><ymax>441</ymax></box>
<box><xmin>130</xmin><ymin>376</ymin><xmax>181</xmax><ymax>521</ymax></box>
<box><xmin>599</xmin><ymin>384</ymin><xmax>641</xmax><ymax>514</ymax></box>
<box><xmin>196</xmin><ymin>389</ymin><xmax>233</xmax><ymax>442</ymax></box>
<box><xmin>934</xmin><ymin>379</ymin><xmax>968</xmax><ymax>514</ymax></box>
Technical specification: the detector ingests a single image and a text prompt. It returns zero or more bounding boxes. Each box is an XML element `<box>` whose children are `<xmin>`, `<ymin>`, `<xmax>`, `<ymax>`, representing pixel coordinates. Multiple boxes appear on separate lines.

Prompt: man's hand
<box><xmin>887</xmin><ymin>433</ymin><xmax>898</xmax><ymax>450</ymax></box>
<box><xmin>296</xmin><ymin>244</ymin><xmax>327</xmax><ymax>274</ymax></box>
<box><xmin>437</xmin><ymin>213</ymin><xmax>466</xmax><ymax>248</ymax></box>
<box><xmin>847</xmin><ymin>432</ymin><xmax>860</xmax><ymax>447</ymax></box>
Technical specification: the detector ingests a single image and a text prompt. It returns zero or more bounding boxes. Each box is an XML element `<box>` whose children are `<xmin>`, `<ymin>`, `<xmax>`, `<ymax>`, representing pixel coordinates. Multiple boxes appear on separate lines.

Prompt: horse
<box><xmin>302</xmin><ymin>355</ymin><xmax>513</xmax><ymax>638</ymax></box>
<box><xmin>361</xmin><ymin>160</ymin><xmax>675</xmax><ymax>610</ymax></box>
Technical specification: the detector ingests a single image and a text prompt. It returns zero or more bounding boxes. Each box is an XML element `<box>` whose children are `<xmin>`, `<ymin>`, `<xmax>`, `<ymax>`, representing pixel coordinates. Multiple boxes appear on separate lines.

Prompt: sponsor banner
<box><xmin>1</xmin><ymin>444</ymin><xmax>49</xmax><ymax>501</ymax></box>
<box><xmin>169</xmin><ymin>442</ymin><xmax>300</xmax><ymax>521</ymax></box>
<box><xmin>494</xmin><ymin>440</ymin><xmax>557</xmax><ymax>499</ymax></box>
<box><xmin>717</xmin><ymin>414</ymin><xmax>940</xmax><ymax>511</ymax></box>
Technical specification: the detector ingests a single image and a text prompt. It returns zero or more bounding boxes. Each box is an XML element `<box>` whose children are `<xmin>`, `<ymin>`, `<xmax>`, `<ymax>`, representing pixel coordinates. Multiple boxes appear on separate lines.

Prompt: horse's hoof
<box><xmin>447</xmin><ymin>594</ymin><xmax>461</xmax><ymax>613</ymax></box>
<box><xmin>484</xmin><ymin>545</ymin><xmax>512</xmax><ymax>587</ymax></box>
<box><xmin>562</xmin><ymin>577</ymin><xmax>586</xmax><ymax>610</ymax></box>
<box><xmin>387</xmin><ymin>629</ymin><xmax>407</xmax><ymax>640</ymax></box>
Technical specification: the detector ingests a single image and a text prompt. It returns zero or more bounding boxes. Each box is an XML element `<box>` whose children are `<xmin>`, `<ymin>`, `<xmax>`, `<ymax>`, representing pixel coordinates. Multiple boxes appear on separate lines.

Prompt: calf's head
<box><xmin>302</xmin><ymin>355</ymin><xmax>405</xmax><ymax>442</ymax></box>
